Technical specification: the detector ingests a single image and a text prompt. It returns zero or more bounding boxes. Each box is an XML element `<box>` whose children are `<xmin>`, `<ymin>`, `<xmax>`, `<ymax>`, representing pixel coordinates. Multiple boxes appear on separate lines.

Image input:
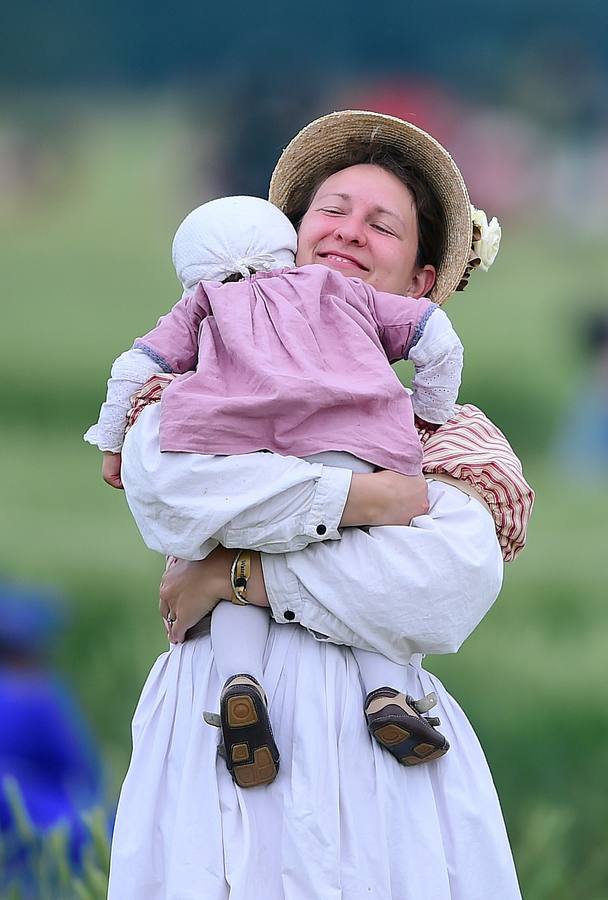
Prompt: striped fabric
<box><xmin>127</xmin><ymin>379</ymin><xmax>534</xmax><ymax>563</ymax></box>
<box><xmin>418</xmin><ymin>404</ymin><xmax>534</xmax><ymax>562</ymax></box>
<box><xmin>126</xmin><ymin>373</ymin><xmax>174</xmax><ymax>432</ymax></box>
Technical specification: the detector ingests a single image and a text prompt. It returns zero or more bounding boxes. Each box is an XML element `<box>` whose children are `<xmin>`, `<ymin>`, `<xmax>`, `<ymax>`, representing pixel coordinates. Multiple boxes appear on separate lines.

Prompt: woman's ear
<box><xmin>407</xmin><ymin>265</ymin><xmax>436</xmax><ymax>299</ymax></box>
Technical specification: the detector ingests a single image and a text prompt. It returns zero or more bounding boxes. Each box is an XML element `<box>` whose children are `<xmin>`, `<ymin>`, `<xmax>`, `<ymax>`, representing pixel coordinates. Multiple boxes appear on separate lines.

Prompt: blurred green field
<box><xmin>2</xmin><ymin>102</ymin><xmax>608</xmax><ymax>898</ymax></box>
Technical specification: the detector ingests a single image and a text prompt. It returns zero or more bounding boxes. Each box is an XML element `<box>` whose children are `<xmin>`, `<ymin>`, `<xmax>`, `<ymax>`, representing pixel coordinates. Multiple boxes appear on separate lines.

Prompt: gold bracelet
<box><xmin>230</xmin><ymin>550</ymin><xmax>251</xmax><ymax>605</ymax></box>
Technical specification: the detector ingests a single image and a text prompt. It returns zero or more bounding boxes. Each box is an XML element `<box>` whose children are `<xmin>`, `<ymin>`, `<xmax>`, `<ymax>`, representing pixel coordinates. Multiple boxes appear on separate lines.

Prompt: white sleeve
<box><xmin>261</xmin><ymin>480</ymin><xmax>503</xmax><ymax>664</ymax></box>
<box><xmin>83</xmin><ymin>349</ymin><xmax>163</xmax><ymax>452</ymax></box>
<box><xmin>407</xmin><ymin>309</ymin><xmax>463</xmax><ymax>425</ymax></box>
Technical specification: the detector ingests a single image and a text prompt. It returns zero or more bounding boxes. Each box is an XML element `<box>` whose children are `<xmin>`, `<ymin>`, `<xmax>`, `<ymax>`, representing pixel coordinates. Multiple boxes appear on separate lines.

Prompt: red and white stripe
<box><xmin>126</xmin><ymin>373</ymin><xmax>174</xmax><ymax>432</ymax></box>
<box><xmin>419</xmin><ymin>404</ymin><xmax>534</xmax><ymax>562</ymax></box>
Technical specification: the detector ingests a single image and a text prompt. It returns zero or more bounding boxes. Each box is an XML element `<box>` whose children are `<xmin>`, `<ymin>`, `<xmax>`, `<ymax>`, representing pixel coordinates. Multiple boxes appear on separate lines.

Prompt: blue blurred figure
<box><xmin>0</xmin><ymin>583</ymin><xmax>103</xmax><ymax>880</ymax></box>
<box><xmin>553</xmin><ymin>311</ymin><xmax>608</xmax><ymax>478</ymax></box>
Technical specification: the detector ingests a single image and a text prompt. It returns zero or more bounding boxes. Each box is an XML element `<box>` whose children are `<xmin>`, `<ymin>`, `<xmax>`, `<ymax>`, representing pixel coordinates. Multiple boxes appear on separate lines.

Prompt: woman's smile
<box><xmin>315</xmin><ymin>250</ymin><xmax>369</xmax><ymax>272</ymax></box>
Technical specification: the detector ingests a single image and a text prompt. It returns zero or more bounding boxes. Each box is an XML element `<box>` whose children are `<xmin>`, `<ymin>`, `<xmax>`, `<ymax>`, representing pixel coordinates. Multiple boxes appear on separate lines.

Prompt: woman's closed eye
<box><xmin>318</xmin><ymin>208</ymin><xmax>397</xmax><ymax>235</ymax></box>
<box><xmin>371</xmin><ymin>222</ymin><xmax>398</xmax><ymax>236</ymax></box>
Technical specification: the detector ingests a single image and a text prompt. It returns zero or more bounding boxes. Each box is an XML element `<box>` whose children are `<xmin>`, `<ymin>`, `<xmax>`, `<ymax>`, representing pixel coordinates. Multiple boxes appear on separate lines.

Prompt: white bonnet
<box><xmin>172</xmin><ymin>195</ymin><xmax>298</xmax><ymax>289</ymax></box>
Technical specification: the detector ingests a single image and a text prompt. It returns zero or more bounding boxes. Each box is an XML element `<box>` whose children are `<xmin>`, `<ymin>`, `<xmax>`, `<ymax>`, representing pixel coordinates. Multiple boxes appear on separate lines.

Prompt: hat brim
<box><xmin>268</xmin><ymin>110</ymin><xmax>472</xmax><ymax>303</ymax></box>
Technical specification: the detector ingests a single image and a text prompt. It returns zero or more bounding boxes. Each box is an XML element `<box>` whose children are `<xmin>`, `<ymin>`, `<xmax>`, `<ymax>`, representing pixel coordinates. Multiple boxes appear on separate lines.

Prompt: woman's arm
<box><xmin>160</xmin><ymin>405</ymin><xmax>530</xmax><ymax>653</ymax></box>
<box><xmin>160</xmin><ymin>480</ymin><xmax>502</xmax><ymax>656</ymax></box>
<box><xmin>214</xmin><ymin>463</ymin><xmax>429</xmax><ymax>556</ymax></box>
<box><xmin>260</xmin><ymin>480</ymin><xmax>503</xmax><ymax>662</ymax></box>
<box><xmin>157</xmin><ymin>469</ymin><xmax>430</xmax><ymax>644</ymax></box>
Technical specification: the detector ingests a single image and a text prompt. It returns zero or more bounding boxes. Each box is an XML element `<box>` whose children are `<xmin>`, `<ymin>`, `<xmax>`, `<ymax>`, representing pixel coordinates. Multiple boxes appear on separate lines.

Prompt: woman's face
<box><xmin>295</xmin><ymin>164</ymin><xmax>436</xmax><ymax>297</ymax></box>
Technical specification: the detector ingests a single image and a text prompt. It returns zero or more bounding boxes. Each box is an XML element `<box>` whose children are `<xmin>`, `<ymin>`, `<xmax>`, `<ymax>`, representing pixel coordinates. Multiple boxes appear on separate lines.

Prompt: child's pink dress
<box><xmin>133</xmin><ymin>264</ymin><xmax>442</xmax><ymax>475</ymax></box>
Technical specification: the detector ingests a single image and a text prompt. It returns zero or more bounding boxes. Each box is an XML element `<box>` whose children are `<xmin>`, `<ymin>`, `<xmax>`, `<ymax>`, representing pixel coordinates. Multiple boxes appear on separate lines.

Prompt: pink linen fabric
<box><xmin>134</xmin><ymin>264</ymin><xmax>435</xmax><ymax>475</ymax></box>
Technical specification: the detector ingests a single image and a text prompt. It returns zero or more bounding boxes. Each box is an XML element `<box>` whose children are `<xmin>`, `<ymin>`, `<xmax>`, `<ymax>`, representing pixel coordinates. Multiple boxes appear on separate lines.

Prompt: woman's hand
<box><xmin>159</xmin><ymin>548</ymin><xmax>234</xmax><ymax>643</ymax></box>
<box><xmin>102</xmin><ymin>451</ymin><xmax>123</xmax><ymax>489</ymax></box>
<box><xmin>159</xmin><ymin>548</ymin><xmax>271</xmax><ymax>642</ymax></box>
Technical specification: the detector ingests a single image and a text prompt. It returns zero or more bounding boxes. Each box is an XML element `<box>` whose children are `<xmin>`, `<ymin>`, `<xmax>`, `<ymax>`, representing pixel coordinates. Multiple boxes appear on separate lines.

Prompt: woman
<box><xmin>108</xmin><ymin>111</ymin><xmax>531</xmax><ymax>899</ymax></box>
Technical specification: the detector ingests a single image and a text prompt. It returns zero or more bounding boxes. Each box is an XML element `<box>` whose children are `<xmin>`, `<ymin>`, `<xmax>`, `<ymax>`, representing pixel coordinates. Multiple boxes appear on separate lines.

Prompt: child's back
<box><xmin>133</xmin><ymin>263</ymin><xmax>441</xmax><ymax>475</ymax></box>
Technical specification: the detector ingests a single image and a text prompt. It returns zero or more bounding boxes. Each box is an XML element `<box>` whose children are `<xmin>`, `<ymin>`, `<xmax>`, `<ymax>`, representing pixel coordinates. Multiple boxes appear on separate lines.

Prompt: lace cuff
<box><xmin>83</xmin><ymin>349</ymin><xmax>163</xmax><ymax>452</ymax></box>
<box><xmin>408</xmin><ymin>309</ymin><xmax>463</xmax><ymax>425</ymax></box>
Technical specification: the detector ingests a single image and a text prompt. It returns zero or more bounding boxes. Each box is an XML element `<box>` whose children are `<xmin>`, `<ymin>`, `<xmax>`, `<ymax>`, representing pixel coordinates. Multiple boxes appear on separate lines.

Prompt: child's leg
<box><xmin>210</xmin><ymin>600</ymin><xmax>269</xmax><ymax>686</ymax></box>
<box><xmin>352</xmin><ymin>647</ymin><xmax>450</xmax><ymax>767</ymax></box>
<box><xmin>351</xmin><ymin>646</ymin><xmax>410</xmax><ymax>696</ymax></box>
<box><xmin>121</xmin><ymin>403</ymin><xmax>357</xmax><ymax>560</ymax></box>
<box><xmin>209</xmin><ymin>601</ymin><xmax>279</xmax><ymax>788</ymax></box>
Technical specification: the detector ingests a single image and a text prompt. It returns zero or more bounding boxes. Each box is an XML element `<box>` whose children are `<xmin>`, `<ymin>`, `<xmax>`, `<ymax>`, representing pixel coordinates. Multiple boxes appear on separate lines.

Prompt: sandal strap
<box><xmin>409</xmin><ymin>692</ymin><xmax>438</xmax><ymax>714</ymax></box>
<box><xmin>203</xmin><ymin>711</ymin><xmax>221</xmax><ymax>728</ymax></box>
<box><xmin>365</xmin><ymin>688</ymin><xmax>438</xmax><ymax>718</ymax></box>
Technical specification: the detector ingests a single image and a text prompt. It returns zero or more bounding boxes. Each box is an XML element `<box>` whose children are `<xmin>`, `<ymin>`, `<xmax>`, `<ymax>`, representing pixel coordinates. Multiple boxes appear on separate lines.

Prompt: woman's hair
<box><xmin>296</xmin><ymin>142</ymin><xmax>445</xmax><ymax>270</ymax></box>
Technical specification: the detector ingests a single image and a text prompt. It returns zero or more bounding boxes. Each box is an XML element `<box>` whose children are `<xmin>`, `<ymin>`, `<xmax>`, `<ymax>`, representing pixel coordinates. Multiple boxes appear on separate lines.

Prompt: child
<box><xmin>85</xmin><ymin>195</ymin><xmax>463</xmax><ymax>787</ymax></box>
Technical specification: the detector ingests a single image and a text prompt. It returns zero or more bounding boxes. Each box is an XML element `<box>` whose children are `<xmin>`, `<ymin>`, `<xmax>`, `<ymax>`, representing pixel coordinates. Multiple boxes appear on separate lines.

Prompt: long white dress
<box><xmin>108</xmin><ymin>637</ymin><xmax>520</xmax><ymax>899</ymax></box>
<box><xmin>108</xmin><ymin>447</ymin><xmax>522</xmax><ymax>899</ymax></box>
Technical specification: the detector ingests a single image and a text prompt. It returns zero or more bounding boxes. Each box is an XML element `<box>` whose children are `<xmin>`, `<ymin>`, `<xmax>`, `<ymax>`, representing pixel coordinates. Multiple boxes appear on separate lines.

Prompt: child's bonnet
<box><xmin>172</xmin><ymin>195</ymin><xmax>298</xmax><ymax>289</ymax></box>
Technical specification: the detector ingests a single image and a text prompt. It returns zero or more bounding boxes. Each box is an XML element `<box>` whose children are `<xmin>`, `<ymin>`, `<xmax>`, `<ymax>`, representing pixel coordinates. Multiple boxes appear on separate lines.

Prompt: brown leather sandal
<box><xmin>364</xmin><ymin>687</ymin><xmax>449</xmax><ymax>766</ymax></box>
<box><xmin>203</xmin><ymin>674</ymin><xmax>280</xmax><ymax>788</ymax></box>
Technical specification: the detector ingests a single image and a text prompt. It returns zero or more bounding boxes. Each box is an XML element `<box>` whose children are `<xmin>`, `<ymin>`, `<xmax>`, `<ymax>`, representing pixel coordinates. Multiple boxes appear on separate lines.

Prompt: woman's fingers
<box><xmin>160</xmin><ymin>571</ymin><xmax>178</xmax><ymax>641</ymax></box>
<box><xmin>159</xmin><ymin>589</ymin><xmax>170</xmax><ymax>620</ymax></box>
<box><xmin>170</xmin><ymin>616</ymin><xmax>188</xmax><ymax>644</ymax></box>
<box><xmin>159</xmin><ymin>580</ymin><xmax>175</xmax><ymax>641</ymax></box>
<box><xmin>163</xmin><ymin>614</ymin><xmax>178</xmax><ymax>643</ymax></box>
<box><xmin>158</xmin><ymin>554</ymin><xmax>225</xmax><ymax>643</ymax></box>
<box><xmin>159</xmin><ymin>560</ymin><xmax>195</xmax><ymax>643</ymax></box>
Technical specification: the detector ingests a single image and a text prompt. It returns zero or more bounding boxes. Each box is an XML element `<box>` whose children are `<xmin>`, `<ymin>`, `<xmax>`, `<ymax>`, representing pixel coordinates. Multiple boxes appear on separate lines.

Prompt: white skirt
<box><xmin>108</xmin><ymin>625</ymin><xmax>522</xmax><ymax>900</ymax></box>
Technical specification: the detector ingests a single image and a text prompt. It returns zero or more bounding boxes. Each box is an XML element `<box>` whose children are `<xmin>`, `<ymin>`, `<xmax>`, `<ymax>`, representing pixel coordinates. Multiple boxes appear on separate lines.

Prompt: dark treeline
<box><xmin>4</xmin><ymin>0</ymin><xmax>608</xmax><ymax>99</ymax></box>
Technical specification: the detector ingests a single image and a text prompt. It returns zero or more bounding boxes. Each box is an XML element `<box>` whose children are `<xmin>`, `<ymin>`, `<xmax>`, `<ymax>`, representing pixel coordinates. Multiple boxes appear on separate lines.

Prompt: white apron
<box><xmin>108</xmin><ymin>626</ymin><xmax>521</xmax><ymax>900</ymax></box>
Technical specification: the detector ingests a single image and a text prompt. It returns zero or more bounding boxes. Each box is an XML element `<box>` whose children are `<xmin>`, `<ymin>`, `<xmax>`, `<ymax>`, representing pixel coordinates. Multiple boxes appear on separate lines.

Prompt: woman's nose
<box><xmin>333</xmin><ymin>217</ymin><xmax>366</xmax><ymax>245</ymax></box>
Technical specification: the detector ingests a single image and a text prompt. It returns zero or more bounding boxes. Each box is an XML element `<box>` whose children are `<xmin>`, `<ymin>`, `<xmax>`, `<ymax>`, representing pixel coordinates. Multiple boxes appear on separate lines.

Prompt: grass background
<box><xmin>2</xmin><ymin>101</ymin><xmax>607</xmax><ymax>897</ymax></box>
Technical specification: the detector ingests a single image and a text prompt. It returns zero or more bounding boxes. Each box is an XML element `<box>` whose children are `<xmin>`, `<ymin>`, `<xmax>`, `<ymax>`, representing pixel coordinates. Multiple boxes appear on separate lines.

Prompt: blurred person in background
<box><xmin>211</xmin><ymin>68</ymin><xmax>321</xmax><ymax>198</ymax></box>
<box><xmin>553</xmin><ymin>309</ymin><xmax>608</xmax><ymax>477</ymax></box>
<box><xmin>107</xmin><ymin>111</ymin><xmax>533</xmax><ymax>900</ymax></box>
<box><xmin>0</xmin><ymin>583</ymin><xmax>103</xmax><ymax>882</ymax></box>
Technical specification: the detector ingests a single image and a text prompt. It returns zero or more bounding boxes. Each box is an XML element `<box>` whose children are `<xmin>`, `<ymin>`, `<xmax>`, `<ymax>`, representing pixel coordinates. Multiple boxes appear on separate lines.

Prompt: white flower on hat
<box><xmin>471</xmin><ymin>205</ymin><xmax>501</xmax><ymax>272</ymax></box>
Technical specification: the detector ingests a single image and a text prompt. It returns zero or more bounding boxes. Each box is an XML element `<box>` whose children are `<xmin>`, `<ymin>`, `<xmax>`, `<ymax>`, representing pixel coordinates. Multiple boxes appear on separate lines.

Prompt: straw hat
<box><xmin>268</xmin><ymin>110</ymin><xmax>473</xmax><ymax>304</ymax></box>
